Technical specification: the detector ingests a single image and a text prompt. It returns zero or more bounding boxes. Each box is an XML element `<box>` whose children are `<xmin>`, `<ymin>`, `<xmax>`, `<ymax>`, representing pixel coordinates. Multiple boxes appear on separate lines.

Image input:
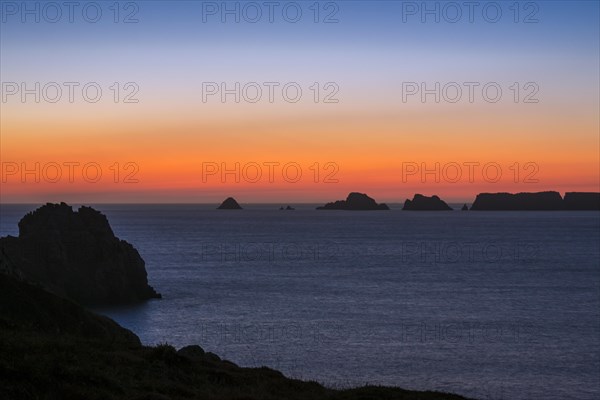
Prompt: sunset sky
<box><xmin>1</xmin><ymin>1</ymin><xmax>599</xmax><ymax>203</ymax></box>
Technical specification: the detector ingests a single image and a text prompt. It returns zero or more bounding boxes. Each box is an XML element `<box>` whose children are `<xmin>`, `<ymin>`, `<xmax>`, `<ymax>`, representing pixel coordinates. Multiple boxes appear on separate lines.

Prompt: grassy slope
<box><xmin>0</xmin><ymin>273</ymin><xmax>473</xmax><ymax>400</ymax></box>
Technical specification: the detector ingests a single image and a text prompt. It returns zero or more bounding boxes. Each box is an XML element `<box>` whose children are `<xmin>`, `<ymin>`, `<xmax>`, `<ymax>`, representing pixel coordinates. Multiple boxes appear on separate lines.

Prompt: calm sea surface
<box><xmin>1</xmin><ymin>204</ymin><xmax>599</xmax><ymax>400</ymax></box>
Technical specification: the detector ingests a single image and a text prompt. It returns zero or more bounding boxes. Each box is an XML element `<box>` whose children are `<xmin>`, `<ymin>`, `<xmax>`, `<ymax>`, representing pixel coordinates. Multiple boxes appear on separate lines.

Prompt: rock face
<box><xmin>316</xmin><ymin>192</ymin><xmax>389</xmax><ymax>210</ymax></box>
<box><xmin>0</xmin><ymin>271</ymin><xmax>473</xmax><ymax>400</ymax></box>
<box><xmin>0</xmin><ymin>203</ymin><xmax>161</xmax><ymax>306</ymax></box>
<box><xmin>402</xmin><ymin>194</ymin><xmax>452</xmax><ymax>211</ymax></box>
<box><xmin>217</xmin><ymin>197</ymin><xmax>242</xmax><ymax>209</ymax></box>
<box><xmin>0</xmin><ymin>272</ymin><xmax>140</xmax><ymax>345</ymax></box>
<box><xmin>563</xmin><ymin>192</ymin><xmax>600</xmax><ymax>210</ymax></box>
<box><xmin>461</xmin><ymin>204</ymin><xmax>469</xmax><ymax>211</ymax></box>
<box><xmin>470</xmin><ymin>192</ymin><xmax>564</xmax><ymax>211</ymax></box>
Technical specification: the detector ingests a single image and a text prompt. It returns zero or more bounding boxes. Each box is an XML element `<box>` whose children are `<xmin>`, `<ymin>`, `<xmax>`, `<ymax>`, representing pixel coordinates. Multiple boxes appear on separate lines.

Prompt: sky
<box><xmin>1</xmin><ymin>0</ymin><xmax>599</xmax><ymax>203</ymax></box>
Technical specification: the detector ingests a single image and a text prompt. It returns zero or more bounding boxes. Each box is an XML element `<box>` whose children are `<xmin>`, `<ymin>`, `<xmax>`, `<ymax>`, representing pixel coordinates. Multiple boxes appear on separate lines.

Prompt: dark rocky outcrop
<box><xmin>0</xmin><ymin>272</ymin><xmax>140</xmax><ymax>345</ymax></box>
<box><xmin>0</xmin><ymin>203</ymin><xmax>161</xmax><ymax>306</ymax></box>
<box><xmin>0</xmin><ymin>271</ymin><xmax>472</xmax><ymax>400</ymax></box>
<box><xmin>470</xmin><ymin>191</ymin><xmax>564</xmax><ymax>211</ymax></box>
<box><xmin>402</xmin><ymin>194</ymin><xmax>452</xmax><ymax>211</ymax></box>
<box><xmin>563</xmin><ymin>192</ymin><xmax>600</xmax><ymax>210</ymax></box>
<box><xmin>217</xmin><ymin>197</ymin><xmax>243</xmax><ymax>209</ymax></box>
<box><xmin>316</xmin><ymin>192</ymin><xmax>389</xmax><ymax>210</ymax></box>
<box><xmin>461</xmin><ymin>204</ymin><xmax>469</xmax><ymax>211</ymax></box>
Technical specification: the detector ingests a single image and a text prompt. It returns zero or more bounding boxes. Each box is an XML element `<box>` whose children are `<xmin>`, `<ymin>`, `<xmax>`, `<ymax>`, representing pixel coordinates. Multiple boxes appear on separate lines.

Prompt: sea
<box><xmin>1</xmin><ymin>204</ymin><xmax>599</xmax><ymax>400</ymax></box>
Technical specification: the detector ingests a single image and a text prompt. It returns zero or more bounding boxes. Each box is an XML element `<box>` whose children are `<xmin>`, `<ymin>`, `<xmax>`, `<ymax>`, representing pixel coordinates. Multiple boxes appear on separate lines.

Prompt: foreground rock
<box><xmin>0</xmin><ymin>271</ymin><xmax>472</xmax><ymax>400</ymax></box>
<box><xmin>0</xmin><ymin>203</ymin><xmax>161</xmax><ymax>306</ymax></box>
<box><xmin>0</xmin><ymin>272</ymin><xmax>140</xmax><ymax>345</ymax></box>
<box><xmin>217</xmin><ymin>197</ymin><xmax>243</xmax><ymax>209</ymax></box>
<box><xmin>470</xmin><ymin>191</ymin><xmax>565</xmax><ymax>211</ymax></box>
<box><xmin>317</xmin><ymin>192</ymin><xmax>390</xmax><ymax>210</ymax></box>
<box><xmin>563</xmin><ymin>192</ymin><xmax>600</xmax><ymax>210</ymax></box>
<box><xmin>403</xmin><ymin>194</ymin><xmax>453</xmax><ymax>211</ymax></box>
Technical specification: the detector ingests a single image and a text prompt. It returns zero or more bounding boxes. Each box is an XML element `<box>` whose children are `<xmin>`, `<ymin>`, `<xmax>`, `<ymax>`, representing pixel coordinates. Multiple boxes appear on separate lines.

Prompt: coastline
<box><xmin>0</xmin><ymin>272</ymin><xmax>474</xmax><ymax>400</ymax></box>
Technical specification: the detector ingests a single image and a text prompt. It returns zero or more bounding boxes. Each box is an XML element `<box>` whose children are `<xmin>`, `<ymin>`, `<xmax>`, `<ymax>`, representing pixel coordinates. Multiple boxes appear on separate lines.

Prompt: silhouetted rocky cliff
<box><xmin>470</xmin><ymin>192</ymin><xmax>564</xmax><ymax>211</ymax></box>
<box><xmin>0</xmin><ymin>203</ymin><xmax>161</xmax><ymax>306</ymax></box>
<box><xmin>563</xmin><ymin>192</ymin><xmax>600</xmax><ymax>210</ymax></box>
<box><xmin>0</xmin><ymin>271</ymin><xmax>472</xmax><ymax>400</ymax></box>
<box><xmin>316</xmin><ymin>193</ymin><xmax>389</xmax><ymax>210</ymax></box>
<box><xmin>0</xmin><ymin>272</ymin><xmax>140</xmax><ymax>345</ymax></box>
<box><xmin>402</xmin><ymin>194</ymin><xmax>453</xmax><ymax>211</ymax></box>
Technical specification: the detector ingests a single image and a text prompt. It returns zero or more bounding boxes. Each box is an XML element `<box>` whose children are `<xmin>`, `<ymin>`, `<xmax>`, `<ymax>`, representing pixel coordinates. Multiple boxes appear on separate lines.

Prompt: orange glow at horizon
<box><xmin>1</xmin><ymin>98</ymin><xmax>599</xmax><ymax>203</ymax></box>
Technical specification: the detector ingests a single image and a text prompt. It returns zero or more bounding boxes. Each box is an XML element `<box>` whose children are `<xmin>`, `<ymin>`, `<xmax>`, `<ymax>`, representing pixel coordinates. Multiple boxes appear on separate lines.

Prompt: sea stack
<box><xmin>217</xmin><ymin>197</ymin><xmax>242</xmax><ymax>209</ymax></box>
<box><xmin>470</xmin><ymin>192</ymin><xmax>564</xmax><ymax>211</ymax></box>
<box><xmin>0</xmin><ymin>203</ymin><xmax>161</xmax><ymax>306</ymax></box>
<box><xmin>563</xmin><ymin>192</ymin><xmax>600</xmax><ymax>210</ymax></box>
<box><xmin>461</xmin><ymin>204</ymin><xmax>469</xmax><ymax>211</ymax></box>
<box><xmin>402</xmin><ymin>194</ymin><xmax>453</xmax><ymax>211</ymax></box>
<box><xmin>316</xmin><ymin>192</ymin><xmax>389</xmax><ymax>210</ymax></box>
